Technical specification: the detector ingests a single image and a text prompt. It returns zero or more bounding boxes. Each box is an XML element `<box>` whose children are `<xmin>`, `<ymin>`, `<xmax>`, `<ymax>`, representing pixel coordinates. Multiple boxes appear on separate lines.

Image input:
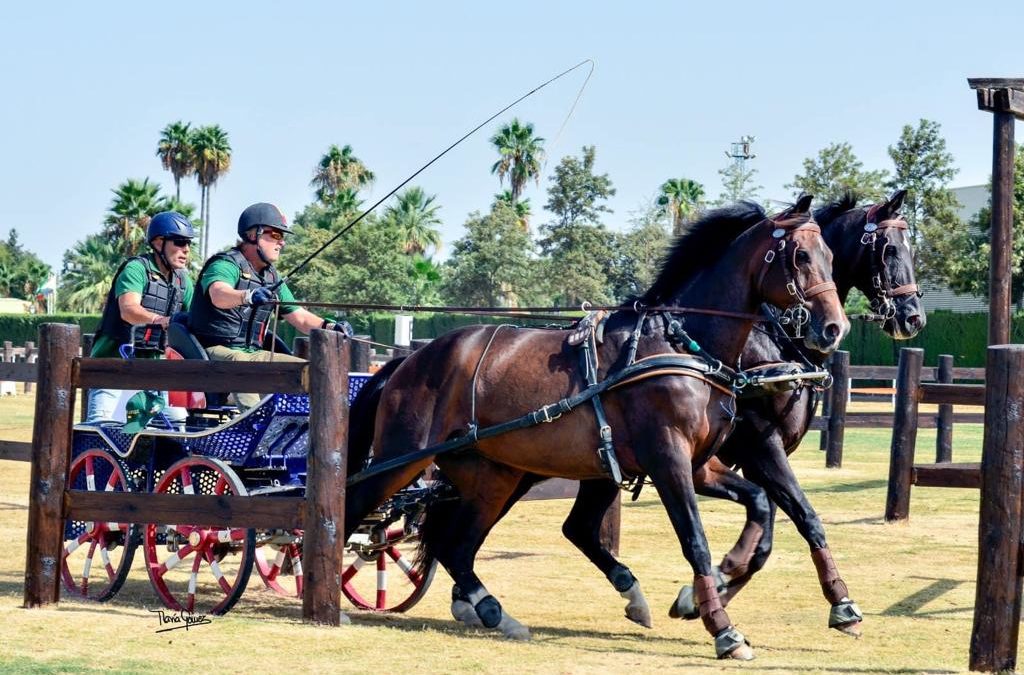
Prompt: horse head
<box><xmin>754</xmin><ymin>195</ymin><xmax>849</xmax><ymax>354</ymax></box>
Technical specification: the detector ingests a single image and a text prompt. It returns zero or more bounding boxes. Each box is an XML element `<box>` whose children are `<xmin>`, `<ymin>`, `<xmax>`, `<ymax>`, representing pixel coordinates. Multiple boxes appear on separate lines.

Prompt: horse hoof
<box><xmin>338</xmin><ymin>611</ymin><xmax>352</xmax><ymax>625</ymax></box>
<box><xmin>451</xmin><ymin>599</ymin><xmax>484</xmax><ymax>627</ymax></box>
<box><xmin>497</xmin><ymin>615</ymin><xmax>532</xmax><ymax>641</ymax></box>
<box><xmin>833</xmin><ymin>620</ymin><xmax>862</xmax><ymax>638</ymax></box>
<box><xmin>668</xmin><ymin>585</ymin><xmax>700</xmax><ymax>620</ymax></box>
<box><xmin>621</xmin><ymin>581</ymin><xmax>653</xmax><ymax>628</ymax></box>
<box><xmin>715</xmin><ymin>627</ymin><xmax>754</xmax><ymax>660</ymax></box>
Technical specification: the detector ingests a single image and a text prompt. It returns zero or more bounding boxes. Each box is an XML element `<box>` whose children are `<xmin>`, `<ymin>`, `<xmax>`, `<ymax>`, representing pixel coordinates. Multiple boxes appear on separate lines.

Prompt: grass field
<box><xmin>0</xmin><ymin>392</ymin><xmax>999</xmax><ymax>673</ymax></box>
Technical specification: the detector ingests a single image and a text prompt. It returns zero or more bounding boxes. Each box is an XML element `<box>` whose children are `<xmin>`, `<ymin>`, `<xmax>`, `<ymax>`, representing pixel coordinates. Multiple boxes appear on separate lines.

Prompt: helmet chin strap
<box><xmin>251</xmin><ymin>226</ymin><xmax>272</xmax><ymax>267</ymax></box>
<box><xmin>153</xmin><ymin>240</ymin><xmax>174</xmax><ymax>279</ymax></box>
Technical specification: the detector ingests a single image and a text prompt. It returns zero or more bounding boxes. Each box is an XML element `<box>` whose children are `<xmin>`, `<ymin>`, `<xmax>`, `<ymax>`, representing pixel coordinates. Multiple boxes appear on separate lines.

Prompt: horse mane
<box><xmin>813</xmin><ymin>191</ymin><xmax>861</xmax><ymax>226</ymax></box>
<box><xmin>640</xmin><ymin>201</ymin><xmax>769</xmax><ymax>304</ymax></box>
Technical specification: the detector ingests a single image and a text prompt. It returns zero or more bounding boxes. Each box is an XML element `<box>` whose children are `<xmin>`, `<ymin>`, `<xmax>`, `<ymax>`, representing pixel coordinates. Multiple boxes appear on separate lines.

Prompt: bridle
<box><xmin>755</xmin><ymin>217</ymin><xmax>837</xmax><ymax>338</ymax></box>
<box><xmin>860</xmin><ymin>206</ymin><xmax>920</xmax><ymax>322</ymax></box>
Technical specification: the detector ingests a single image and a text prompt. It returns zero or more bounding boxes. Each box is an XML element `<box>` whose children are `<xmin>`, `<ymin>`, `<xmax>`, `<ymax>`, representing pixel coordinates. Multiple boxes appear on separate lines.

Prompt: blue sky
<box><xmin>2</xmin><ymin>1</ymin><xmax>1021</xmax><ymax>272</ymax></box>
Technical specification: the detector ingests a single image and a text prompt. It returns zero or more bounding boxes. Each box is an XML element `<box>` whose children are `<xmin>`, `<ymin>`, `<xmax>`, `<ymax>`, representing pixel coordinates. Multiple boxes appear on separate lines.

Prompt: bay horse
<box><xmin>501</xmin><ymin>189</ymin><xmax>924</xmax><ymax>638</ymax></box>
<box><xmin>344</xmin><ymin>196</ymin><xmax>849</xmax><ymax>660</ymax></box>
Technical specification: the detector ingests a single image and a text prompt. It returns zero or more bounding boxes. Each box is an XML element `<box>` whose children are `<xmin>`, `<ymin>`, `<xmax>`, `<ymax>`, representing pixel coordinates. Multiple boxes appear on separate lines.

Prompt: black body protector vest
<box><xmin>189</xmin><ymin>248</ymin><xmax>280</xmax><ymax>349</ymax></box>
<box><xmin>97</xmin><ymin>255</ymin><xmax>186</xmax><ymax>346</ymax></box>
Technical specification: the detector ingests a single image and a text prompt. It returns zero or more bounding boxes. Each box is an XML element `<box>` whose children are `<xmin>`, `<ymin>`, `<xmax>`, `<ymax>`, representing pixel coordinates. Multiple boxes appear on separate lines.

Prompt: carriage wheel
<box><xmin>342</xmin><ymin>525</ymin><xmax>437</xmax><ymax>612</ymax></box>
<box><xmin>254</xmin><ymin>531</ymin><xmax>304</xmax><ymax>598</ymax></box>
<box><xmin>61</xmin><ymin>449</ymin><xmax>138</xmax><ymax>602</ymax></box>
<box><xmin>143</xmin><ymin>457</ymin><xmax>255</xmax><ymax>615</ymax></box>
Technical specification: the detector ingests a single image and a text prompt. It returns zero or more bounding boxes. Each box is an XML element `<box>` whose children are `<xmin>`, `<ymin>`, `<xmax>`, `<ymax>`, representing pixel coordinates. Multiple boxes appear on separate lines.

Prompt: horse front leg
<box><xmin>562</xmin><ymin>479</ymin><xmax>652</xmax><ymax>628</ymax></box>
<box><xmin>741</xmin><ymin>441</ymin><xmax>863</xmax><ymax>637</ymax></box>
<box><xmin>644</xmin><ymin>445</ymin><xmax>754</xmax><ymax>661</ymax></box>
<box><xmin>670</xmin><ymin>458</ymin><xmax>772</xmax><ymax>620</ymax></box>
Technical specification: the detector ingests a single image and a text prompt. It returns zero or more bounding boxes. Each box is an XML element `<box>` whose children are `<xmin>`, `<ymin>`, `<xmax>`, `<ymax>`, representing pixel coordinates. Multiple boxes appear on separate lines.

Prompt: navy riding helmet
<box><xmin>237</xmin><ymin>202</ymin><xmax>293</xmax><ymax>239</ymax></box>
<box><xmin>147</xmin><ymin>211</ymin><xmax>197</xmax><ymax>242</ymax></box>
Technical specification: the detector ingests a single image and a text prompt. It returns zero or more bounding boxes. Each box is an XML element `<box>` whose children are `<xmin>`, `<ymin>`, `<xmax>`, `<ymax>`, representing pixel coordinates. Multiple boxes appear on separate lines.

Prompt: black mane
<box><xmin>640</xmin><ymin>201</ymin><xmax>768</xmax><ymax>304</ymax></box>
<box><xmin>813</xmin><ymin>191</ymin><xmax>861</xmax><ymax>226</ymax></box>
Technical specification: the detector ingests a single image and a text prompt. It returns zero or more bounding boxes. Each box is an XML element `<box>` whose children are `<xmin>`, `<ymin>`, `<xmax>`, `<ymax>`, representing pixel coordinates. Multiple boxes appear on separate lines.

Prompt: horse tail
<box><xmin>415</xmin><ymin>483</ymin><xmax>458</xmax><ymax>570</ymax></box>
<box><xmin>347</xmin><ymin>356</ymin><xmax>406</xmax><ymax>475</ymax></box>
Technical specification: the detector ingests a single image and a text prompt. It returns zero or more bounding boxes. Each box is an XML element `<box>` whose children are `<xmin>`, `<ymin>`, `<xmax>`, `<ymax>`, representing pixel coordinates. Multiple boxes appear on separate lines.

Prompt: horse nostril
<box><xmin>823</xmin><ymin>322</ymin><xmax>842</xmax><ymax>343</ymax></box>
<box><xmin>907</xmin><ymin>314</ymin><xmax>923</xmax><ymax>330</ymax></box>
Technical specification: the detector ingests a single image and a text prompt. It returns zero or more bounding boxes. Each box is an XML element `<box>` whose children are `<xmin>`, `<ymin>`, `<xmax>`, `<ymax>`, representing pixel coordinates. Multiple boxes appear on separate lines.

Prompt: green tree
<box><xmin>538</xmin><ymin>220</ymin><xmax>616</xmax><ymax>305</ymax></box>
<box><xmin>919</xmin><ymin>145</ymin><xmax>1024</xmax><ymax>304</ymax></box>
<box><xmin>657</xmin><ymin>178</ymin><xmax>705</xmax><ymax>236</ymax></box>
<box><xmin>490</xmin><ymin>118</ymin><xmax>545</xmax><ymax>202</ymax></box>
<box><xmin>493</xmin><ymin>191</ymin><xmax>532</xmax><ymax>231</ymax></box>
<box><xmin>717</xmin><ymin>160</ymin><xmax>762</xmax><ymax>205</ymax></box>
<box><xmin>887</xmin><ymin>119</ymin><xmax>960</xmax><ymax>242</ymax></box>
<box><xmin>382</xmin><ymin>187</ymin><xmax>443</xmax><ymax>256</ymax></box>
<box><xmin>103</xmin><ymin>178</ymin><xmax>165</xmax><ymax>256</ymax></box>
<box><xmin>786</xmin><ymin>142</ymin><xmax>888</xmax><ymax>203</ymax></box>
<box><xmin>544</xmin><ymin>146</ymin><xmax>615</xmax><ymax>228</ymax></box>
<box><xmin>441</xmin><ymin>203</ymin><xmax>545</xmax><ymax>307</ymax></box>
<box><xmin>59</xmin><ymin>233</ymin><xmax>123</xmax><ymax>312</ymax></box>
<box><xmin>156</xmin><ymin>121</ymin><xmax>195</xmax><ymax>201</ymax></box>
<box><xmin>608</xmin><ymin>201</ymin><xmax>671</xmax><ymax>300</ymax></box>
<box><xmin>311</xmin><ymin>144</ymin><xmax>375</xmax><ymax>204</ymax></box>
<box><xmin>409</xmin><ymin>255</ymin><xmax>442</xmax><ymax>305</ymax></box>
<box><xmin>0</xmin><ymin>230</ymin><xmax>50</xmax><ymax>299</ymax></box>
<box><xmin>192</xmin><ymin>125</ymin><xmax>232</xmax><ymax>258</ymax></box>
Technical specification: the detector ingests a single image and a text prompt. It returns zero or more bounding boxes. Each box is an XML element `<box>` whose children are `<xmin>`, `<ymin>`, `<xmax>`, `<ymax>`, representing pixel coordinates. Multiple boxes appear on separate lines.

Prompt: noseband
<box><xmin>860</xmin><ymin>209</ymin><xmax>920</xmax><ymax>321</ymax></box>
<box><xmin>756</xmin><ymin>219</ymin><xmax>837</xmax><ymax>337</ymax></box>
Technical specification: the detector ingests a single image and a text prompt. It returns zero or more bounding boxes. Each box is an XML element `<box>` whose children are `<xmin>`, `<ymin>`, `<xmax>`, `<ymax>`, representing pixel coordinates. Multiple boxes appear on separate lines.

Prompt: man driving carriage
<box><xmin>187</xmin><ymin>201</ymin><xmax>352</xmax><ymax>409</ymax></box>
<box><xmin>85</xmin><ymin>211</ymin><xmax>197</xmax><ymax>422</ymax></box>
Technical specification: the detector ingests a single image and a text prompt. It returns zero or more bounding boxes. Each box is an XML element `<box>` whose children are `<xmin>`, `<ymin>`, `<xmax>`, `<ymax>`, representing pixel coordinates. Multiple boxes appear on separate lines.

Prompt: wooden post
<box><xmin>79</xmin><ymin>334</ymin><xmax>93</xmax><ymax>422</ymax></box>
<box><xmin>24</xmin><ymin>341</ymin><xmax>36</xmax><ymax>394</ymax></box>
<box><xmin>936</xmin><ymin>354</ymin><xmax>954</xmax><ymax>463</ymax></box>
<box><xmin>818</xmin><ymin>353</ymin><xmax>833</xmax><ymax>452</ymax></box>
<box><xmin>352</xmin><ymin>336</ymin><xmax>372</xmax><ymax>372</ymax></box>
<box><xmin>23</xmin><ymin>323</ymin><xmax>80</xmax><ymax>608</ymax></box>
<box><xmin>302</xmin><ymin>329</ymin><xmax>349</xmax><ymax>625</ymax></box>
<box><xmin>825</xmin><ymin>351</ymin><xmax>849</xmax><ymax>468</ymax></box>
<box><xmin>292</xmin><ymin>336</ymin><xmax>310</xmax><ymax>360</ymax></box>
<box><xmin>969</xmin><ymin>344</ymin><xmax>1024</xmax><ymax>672</ymax></box>
<box><xmin>2</xmin><ymin>340</ymin><xmax>12</xmax><ymax>398</ymax></box>
<box><xmin>987</xmin><ymin>111</ymin><xmax>1015</xmax><ymax>346</ymax></box>
<box><xmin>885</xmin><ymin>348</ymin><xmax>923</xmax><ymax>522</ymax></box>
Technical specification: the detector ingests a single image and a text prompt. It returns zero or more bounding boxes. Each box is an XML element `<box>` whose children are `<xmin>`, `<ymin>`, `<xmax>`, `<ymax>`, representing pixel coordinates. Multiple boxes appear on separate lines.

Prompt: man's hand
<box><xmin>243</xmin><ymin>287</ymin><xmax>275</xmax><ymax>307</ymax></box>
<box><xmin>330</xmin><ymin>320</ymin><xmax>354</xmax><ymax>337</ymax></box>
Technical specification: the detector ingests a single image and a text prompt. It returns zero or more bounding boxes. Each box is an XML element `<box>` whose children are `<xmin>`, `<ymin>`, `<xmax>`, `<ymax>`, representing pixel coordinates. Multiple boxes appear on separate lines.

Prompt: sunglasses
<box><xmin>263</xmin><ymin>230</ymin><xmax>286</xmax><ymax>242</ymax></box>
<box><xmin>167</xmin><ymin>237</ymin><xmax>192</xmax><ymax>248</ymax></box>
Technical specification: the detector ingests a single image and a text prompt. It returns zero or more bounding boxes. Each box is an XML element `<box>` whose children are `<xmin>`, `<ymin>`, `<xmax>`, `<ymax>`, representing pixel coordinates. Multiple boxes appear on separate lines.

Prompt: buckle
<box><xmin>786</xmin><ymin>281</ymin><xmax>798</xmax><ymax>296</ymax></box>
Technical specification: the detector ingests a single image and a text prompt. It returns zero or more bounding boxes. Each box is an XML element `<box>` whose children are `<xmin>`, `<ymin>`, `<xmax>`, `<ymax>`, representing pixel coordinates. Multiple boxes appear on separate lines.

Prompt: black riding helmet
<box><xmin>237</xmin><ymin>202</ymin><xmax>293</xmax><ymax>242</ymax></box>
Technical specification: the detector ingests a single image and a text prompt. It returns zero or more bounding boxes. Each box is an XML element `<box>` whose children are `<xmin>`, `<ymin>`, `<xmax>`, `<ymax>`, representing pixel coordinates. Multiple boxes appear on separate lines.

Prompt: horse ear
<box><xmin>794</xmin><ymin>194</ymin><xmax>814</xmax><ymax>214</ymax></box>
<box><xmin>887</xmin><ymin>189</ymin><xmax>907</xmax><ymax>214</ymax></box>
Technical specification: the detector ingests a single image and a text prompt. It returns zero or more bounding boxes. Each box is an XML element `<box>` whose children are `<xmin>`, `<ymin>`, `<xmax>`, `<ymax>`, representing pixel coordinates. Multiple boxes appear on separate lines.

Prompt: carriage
<box><xmin>60</xmin><ymin>326</ymin><xmax>440</xmax><ymax>616</ymax></box>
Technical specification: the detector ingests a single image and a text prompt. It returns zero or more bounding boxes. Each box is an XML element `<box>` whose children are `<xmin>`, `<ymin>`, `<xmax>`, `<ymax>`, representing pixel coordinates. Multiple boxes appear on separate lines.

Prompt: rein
<box><xmin>859</xmin><ymin>213</ymin><xmax>920</xmax><ymax>322</ymax></box>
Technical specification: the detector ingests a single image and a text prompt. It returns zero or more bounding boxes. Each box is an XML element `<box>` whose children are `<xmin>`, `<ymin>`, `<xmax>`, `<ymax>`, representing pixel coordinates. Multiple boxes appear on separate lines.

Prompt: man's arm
<box><xmin>283</xmin><ymin>307</ymin><xmax>329</xmax><ymax>333</ymax></box>
<box><xmin>117</xmin><ymin>292</ymin><xmax>171</xmax><ymax>328</ymax></box>
<box><xmin>208</xmin><ymin>281</ymin><xmax>251</xmax><ymax>309</ymax></box>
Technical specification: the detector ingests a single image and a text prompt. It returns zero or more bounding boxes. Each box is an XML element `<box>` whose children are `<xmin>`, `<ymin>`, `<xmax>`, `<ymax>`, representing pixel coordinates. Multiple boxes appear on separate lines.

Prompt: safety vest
<box><xmin>188</xmin><ymin>248</ymin><xmax>280</xmax><ymax>349</ymax></box>
<box><xmin>96</xmin><ymin>255</ymin><xmax>186</xmax><ymax>346</ymax></box>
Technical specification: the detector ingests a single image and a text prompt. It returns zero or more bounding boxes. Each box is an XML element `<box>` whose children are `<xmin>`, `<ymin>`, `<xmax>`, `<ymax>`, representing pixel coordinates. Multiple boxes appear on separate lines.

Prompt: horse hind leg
<box><xmin>563</xmin><ymin>479</ymin><xmax>652</xmax><ymax>628</ymax></box>
<box><xmin>424</xmin><ymin>455</ymin><xmax>532</xmax><ymax>641</ymax></box>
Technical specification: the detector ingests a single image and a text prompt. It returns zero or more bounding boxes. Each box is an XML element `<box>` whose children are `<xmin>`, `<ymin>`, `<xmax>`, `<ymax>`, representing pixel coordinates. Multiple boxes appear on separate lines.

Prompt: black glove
<box><xmin>331</xmin><ymin>320</ymin><xmax>354</xmax><ymax>338</ymax></box>
<box><xmin>243</xmin><ymin>287</ymin><xmax>274</xmax><ymax>306</ymax></box>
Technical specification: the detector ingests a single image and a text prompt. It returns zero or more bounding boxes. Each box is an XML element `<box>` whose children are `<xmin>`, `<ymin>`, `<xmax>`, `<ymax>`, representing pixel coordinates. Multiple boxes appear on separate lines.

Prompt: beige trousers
<box><xmin>205</xmin><ymin>345</ymin><xmax>306</xmax><ymax>409</ymax></box>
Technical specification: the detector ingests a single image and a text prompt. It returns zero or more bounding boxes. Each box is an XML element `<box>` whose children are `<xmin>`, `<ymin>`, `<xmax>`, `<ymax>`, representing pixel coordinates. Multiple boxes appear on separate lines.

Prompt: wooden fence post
<box><xmin>79</xmin><ymin>334</ymin><xmax>93</xmax><ymax>422</ymax></box>
<box><xmin>352</xmin><ymin>336</ymin><xmax>372</xmax><ymax>372</ymax></box>
<box><xmin>24</xmin><ymin>341</ymin><xmax>36</xmax><ymax>394</ymax></box>
<box><xmin>970</xmin><ymin>344</ymin><xmax>1024</xmax><ymax>672</ymax></box>
<box><xmin>302</xmin><ymin>329</ymin><xmax>349</xmax><ymax>625</ymax></box>
<box><xmin>825</xmin><ymin>351</ymin><xmax>850</xmax><ymax>468</ymax></box>
<box><xmin>23</xmin><ymin>323</ymin><xmax>80</xmax><ymax>608</ymax></box>
<box><xmin>292</xmin><ymin>336</ymin><xmax>310</xmax><ymax>360</ymax></box>
<box><xmin>885</xmin><ymin>348</ymin><xmax>923</xmax><ymax>522</ymax></box>
<box><xmin>936</xmin><ymin>354</ymin><xmax>954</xmax><ymax>463</ymax></box>
<box><xmin>818</xmin><ymin>353</ymin><xmax>833</xmax><ymax>452</ymax></box>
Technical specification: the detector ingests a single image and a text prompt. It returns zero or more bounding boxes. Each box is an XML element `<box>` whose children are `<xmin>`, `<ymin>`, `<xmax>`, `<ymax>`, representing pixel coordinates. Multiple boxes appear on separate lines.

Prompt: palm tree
<box><xmin>657</xmin><ymin>178</ymin><xmax>706</xmax><ymax>236</ymax></box>
<box><xmin>192</xmin><ymin>125</ymin><xmax>232</xmax><ymax>258</ymax></box>
<box><xmin>311</xmin><ymin>144</ymin><xmax>375</xmax><ymax>204</ymax></box>
<box><xmin>490</xmin><ymin>119</ymin><xmax>545</xmax><ymax>202</ymax></box>
<box><xmin>156</xmin><ymin>121</ymin><xmax>195</xmax><ymax>201</ymax></box>
<box><xmin>383</xmin><ymin>187</ymin><xmax>443</xmax><ymax>255</ymax></box>
<box><xmin>493</xmin><ymin>190</ymin><xmax>532</xmax><ymax>232</ymax></box>
<box><xmin>103</xmin><ymin>178</ymin><xmax>165</xmax><ymax>256</ymax></box>
<box><xmin>59</xmin><ymin>234</ymin><xmax>123</xmax><ymax>312</ymax></box>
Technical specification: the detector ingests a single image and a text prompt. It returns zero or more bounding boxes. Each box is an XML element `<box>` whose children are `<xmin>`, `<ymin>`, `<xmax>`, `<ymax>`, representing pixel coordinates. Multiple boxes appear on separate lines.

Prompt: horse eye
<box><xmin>796</xmin><ymin>249</ymin><xmax>811</xmax><ymax>265</ymax></box>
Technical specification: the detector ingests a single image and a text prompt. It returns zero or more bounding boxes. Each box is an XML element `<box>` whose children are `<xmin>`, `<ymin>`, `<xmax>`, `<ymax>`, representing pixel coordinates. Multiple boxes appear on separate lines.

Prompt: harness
<box><xmin>860</xmin><ymin>206</ymin><xmax>920</xmax><ymax>322</ymax></box>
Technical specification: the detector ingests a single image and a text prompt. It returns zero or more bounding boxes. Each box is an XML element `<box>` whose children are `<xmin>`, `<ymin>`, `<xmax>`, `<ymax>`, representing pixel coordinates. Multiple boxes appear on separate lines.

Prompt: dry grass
<box><xmin>0</xmin><ymin>392</ymin><xmax>1000</xmax><ymax>673</ymax></box>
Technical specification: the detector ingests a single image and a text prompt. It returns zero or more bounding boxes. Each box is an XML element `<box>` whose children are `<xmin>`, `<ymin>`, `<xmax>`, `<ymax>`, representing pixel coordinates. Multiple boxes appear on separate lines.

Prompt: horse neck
<box><xmin>822</xmin><ymin>211</ymin><xmax>866</xmax><ymax>305</ymax></box>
